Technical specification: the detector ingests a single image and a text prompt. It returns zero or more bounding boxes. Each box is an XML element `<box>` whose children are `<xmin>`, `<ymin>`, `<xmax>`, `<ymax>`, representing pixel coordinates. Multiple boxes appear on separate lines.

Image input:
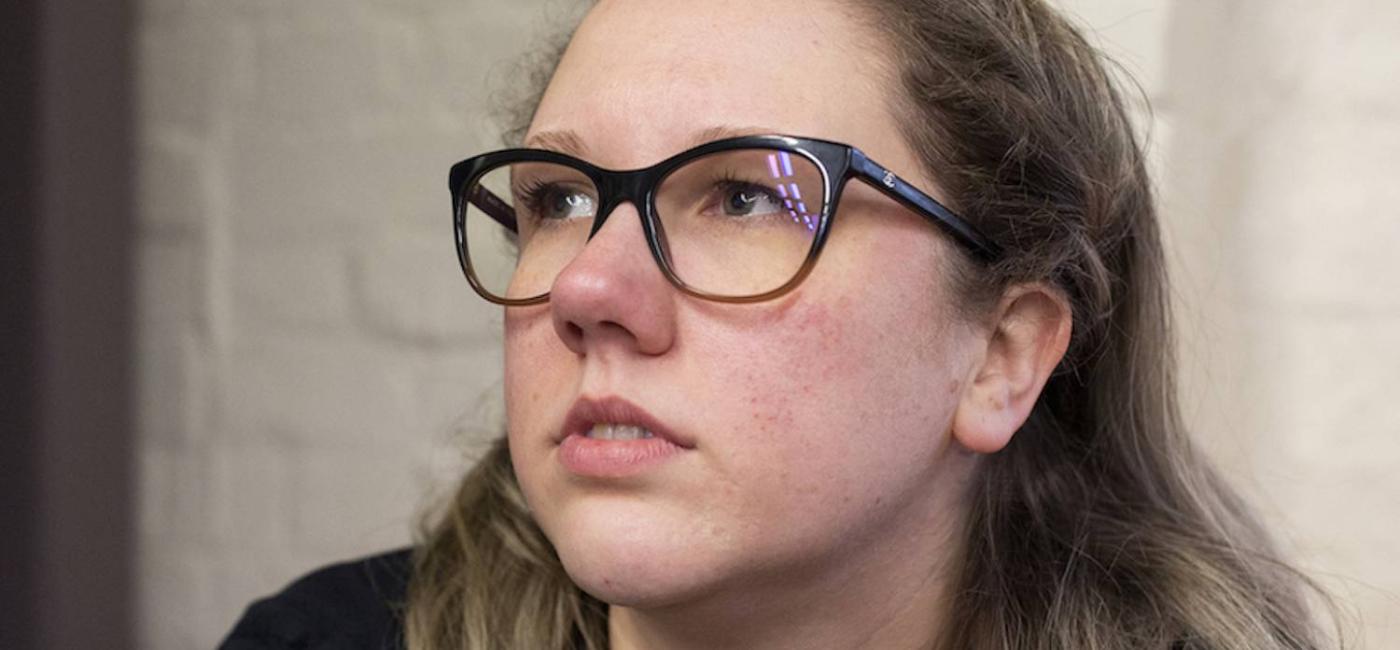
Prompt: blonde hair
<box><xmin>406</xmin><ymin>1</ymin><xmax>1337</xmax><ymax>647</ymax></box>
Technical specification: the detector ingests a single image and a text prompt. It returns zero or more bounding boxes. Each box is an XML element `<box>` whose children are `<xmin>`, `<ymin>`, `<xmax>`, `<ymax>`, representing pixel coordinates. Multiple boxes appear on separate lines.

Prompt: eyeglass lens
<box><xmin>462</xmin><ymin>148</ymin><xmax>825</xmax><ymax>301</ymax></box>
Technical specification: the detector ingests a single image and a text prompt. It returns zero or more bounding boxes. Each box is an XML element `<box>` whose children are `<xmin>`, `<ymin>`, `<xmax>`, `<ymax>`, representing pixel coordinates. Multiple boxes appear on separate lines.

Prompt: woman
<box><xmin>224</xmin><ymin>0</ymin><xmax>1332</xmax><ymax>648</ymax></box>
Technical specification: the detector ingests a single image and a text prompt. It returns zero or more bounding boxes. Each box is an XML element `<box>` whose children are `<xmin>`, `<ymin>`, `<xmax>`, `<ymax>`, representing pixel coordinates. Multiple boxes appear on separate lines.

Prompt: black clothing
<box><xmin>219</xmin><ymin>548</ymin><xmax>413</xmax><ymax>650</ymax></box>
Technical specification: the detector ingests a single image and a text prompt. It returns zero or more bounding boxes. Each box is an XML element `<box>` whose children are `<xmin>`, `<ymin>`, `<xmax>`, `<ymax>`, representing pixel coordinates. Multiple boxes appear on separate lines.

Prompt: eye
<box><xmin>517</xmin><ymin>182</ymin><xmax>596</xmax><ymax>221</ymax></box>
<box><xmin>547</xmin><ymin>190</ymin><xmax>595</xmax><ymax>220</ymax></box>
<box><xmin>720</xmin><ymin>182</ymin><xmax>784</xmax><ymax>217</ymax></box>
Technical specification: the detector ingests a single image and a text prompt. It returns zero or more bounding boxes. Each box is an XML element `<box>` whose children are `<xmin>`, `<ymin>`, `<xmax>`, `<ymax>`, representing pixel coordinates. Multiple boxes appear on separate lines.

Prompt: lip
<box><xmin>557</xmin><ymin>395</ymin><xmax>695</xmax><ymax>449</ymax></box>
<box><xmin>556</xmin><ymin>395</ymin><xmax>694</xmax><ymax>478</ymax></box>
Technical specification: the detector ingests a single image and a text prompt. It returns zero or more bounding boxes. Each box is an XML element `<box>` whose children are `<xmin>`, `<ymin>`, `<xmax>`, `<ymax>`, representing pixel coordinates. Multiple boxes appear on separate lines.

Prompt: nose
<box><xmin>549</xmin><ymin>204</ymin><xmax>677</xmax><ymax>356</ymax></box>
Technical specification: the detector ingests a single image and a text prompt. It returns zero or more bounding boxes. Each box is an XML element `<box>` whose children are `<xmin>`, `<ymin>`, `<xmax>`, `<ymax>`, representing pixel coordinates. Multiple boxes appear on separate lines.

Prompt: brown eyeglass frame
<box><xmin>449</xmin><ymin>134</ymin><xmax>1000</xmax><ymax>305</ymax></box>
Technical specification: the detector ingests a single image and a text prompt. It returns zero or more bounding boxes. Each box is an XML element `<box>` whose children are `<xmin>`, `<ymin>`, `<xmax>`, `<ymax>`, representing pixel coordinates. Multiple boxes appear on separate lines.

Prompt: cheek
<box><xmin>503</xmin><ymin>310</ymin><xmax>571</xmax><ymax>463</ymax></box>
<box><xmin>503</xmin><ymin>326</ymin><xmax>539</xmax><ymax>420</ymax></box>
<box><xmin>709</xmin><ymin>290</ymin><xmax>958</xmax><ymax>514</ymax></box>
<box><xmin>733</xmin><ymin>262</ymin><xmax>959</xmax><ymax>425</ymax></box>
<box><xmin>724</xmin><ymin>224</ymin><xmax>971</xmax><ymax>499</ymax></box>
<box><xmin>739</xmin><ymin>297</ymin><xmax>847</xmax><ymax>420</ymax></box>
<box><xmin>503</xmin><ymin>304</ymin><xmax>573</xmax><ymax>382</ymax></box>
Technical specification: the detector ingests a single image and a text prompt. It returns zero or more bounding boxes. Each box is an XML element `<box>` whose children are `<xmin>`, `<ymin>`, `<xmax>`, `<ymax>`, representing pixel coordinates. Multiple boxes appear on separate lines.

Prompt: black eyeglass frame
<box><xmin>449</xmin><ymin>134</ymin><xmax>1000</xmax><ymax>305</ymax></box>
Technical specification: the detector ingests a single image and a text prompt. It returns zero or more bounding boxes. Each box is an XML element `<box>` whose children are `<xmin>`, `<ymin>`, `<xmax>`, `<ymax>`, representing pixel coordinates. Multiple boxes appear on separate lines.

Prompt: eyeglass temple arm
<box><xmin>468</xmin><ymin>184</ymin><xmax>518</xmax><ymax>232</ymax></box>
<box><xmin>849</xmin><ymin>150</ymin><xmax>1000</xmax><ymax>262</ymax></box>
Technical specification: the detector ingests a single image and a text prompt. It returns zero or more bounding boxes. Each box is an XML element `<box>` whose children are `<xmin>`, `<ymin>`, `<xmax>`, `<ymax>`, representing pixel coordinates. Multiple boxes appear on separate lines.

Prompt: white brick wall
<box><xmin>133</xmin><ymin>1</ymin><xmax>1399</xmax><ymax>648</ymax></box>
<box><xmin>133</xmin><ymin>2</ymin><xmax>555</xmax><ymax>647</ymax></box>
<box><xmin>1160</xmin><ymin>3</ymin><xmax>1400</xmax><ymax>646</ymax></box>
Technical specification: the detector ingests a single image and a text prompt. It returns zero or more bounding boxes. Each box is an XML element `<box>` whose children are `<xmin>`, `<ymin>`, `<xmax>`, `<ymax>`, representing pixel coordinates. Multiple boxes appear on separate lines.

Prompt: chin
<box><xmin>544</xmin><ymin>503</ymin><xmax>730</xmax><ymax>608</ymax></box>
<box><xmin>558</xmin><ymin>548</ymin><xmax>692</xmax><ymax>607</ymax></box>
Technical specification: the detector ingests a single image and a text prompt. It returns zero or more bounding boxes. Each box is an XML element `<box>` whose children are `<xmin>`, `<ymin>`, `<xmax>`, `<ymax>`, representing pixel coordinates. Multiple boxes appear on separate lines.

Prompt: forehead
<box><xmin>529</xmin><ymin>0</ymin><xmax>897</xmax><ymax>168</ymax></box>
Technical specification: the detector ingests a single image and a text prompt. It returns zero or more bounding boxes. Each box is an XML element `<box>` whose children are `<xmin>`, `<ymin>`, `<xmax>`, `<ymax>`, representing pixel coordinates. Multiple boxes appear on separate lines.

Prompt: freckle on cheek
<box><xmin>786</xmin><ymin>299</ymin><xmax>846</xmax><ymax>376</ymax></box>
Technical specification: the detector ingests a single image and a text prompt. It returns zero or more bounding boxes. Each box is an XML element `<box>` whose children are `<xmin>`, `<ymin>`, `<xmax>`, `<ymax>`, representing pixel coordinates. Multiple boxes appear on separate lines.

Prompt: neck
<box><xmin>608</xmin><ymin>573</ymin><xmax>950</xmax><ymax>650</ymax></box>
<box><xmin>605</xmin><ymin>468</ymin><xmax>971</xmax><ymax>650</ymax></box>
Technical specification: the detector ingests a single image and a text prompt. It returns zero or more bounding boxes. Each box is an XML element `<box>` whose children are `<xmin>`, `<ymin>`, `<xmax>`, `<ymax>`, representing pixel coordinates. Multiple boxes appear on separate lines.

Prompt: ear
<box><xmin>952</xmin><ymin>283</ymin><xmax>1072</xmax><ymax>454</ymax></box>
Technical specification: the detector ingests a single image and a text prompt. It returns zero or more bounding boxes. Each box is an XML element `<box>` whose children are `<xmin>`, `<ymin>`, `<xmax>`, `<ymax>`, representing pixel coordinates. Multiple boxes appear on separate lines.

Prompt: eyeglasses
<box><xmin>449</xmin><ymin>134</ymin><xmax>999</xmax><ymax>305</ymax></box>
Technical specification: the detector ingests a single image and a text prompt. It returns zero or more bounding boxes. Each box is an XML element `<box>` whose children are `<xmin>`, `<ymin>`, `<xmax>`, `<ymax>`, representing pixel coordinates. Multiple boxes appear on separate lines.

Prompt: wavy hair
<box><xmin>405</xmin><ymin>1</ymin><xmax>1336</xmax><ymax>648</ymax></box>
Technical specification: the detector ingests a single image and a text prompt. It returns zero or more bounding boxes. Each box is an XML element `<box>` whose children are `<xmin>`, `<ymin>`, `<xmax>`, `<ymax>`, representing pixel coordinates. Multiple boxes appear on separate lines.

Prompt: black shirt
<box><xmin>219</xmin><ymin>548</ymin><xmax>413</xmax><ymax>650</ymax></box>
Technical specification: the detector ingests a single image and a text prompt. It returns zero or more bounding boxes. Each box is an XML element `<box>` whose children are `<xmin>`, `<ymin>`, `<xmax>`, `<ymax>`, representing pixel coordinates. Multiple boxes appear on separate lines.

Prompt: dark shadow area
<box><xmin>1</xmin><ymin>0</ymin><xmax>42</xmax><ymax>643</ymax></box>
<box><xmin>2</xmin><ymin>0</ymin><xmax>136</xmax><ymax>647</ymax></box>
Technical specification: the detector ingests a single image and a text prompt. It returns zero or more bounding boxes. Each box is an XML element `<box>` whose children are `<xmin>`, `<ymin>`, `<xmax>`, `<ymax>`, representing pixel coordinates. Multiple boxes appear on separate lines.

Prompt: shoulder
<box><xmin>219</xmin><ymin>547</ymin><xmax>415</xmax><ymax>650</ymax></box>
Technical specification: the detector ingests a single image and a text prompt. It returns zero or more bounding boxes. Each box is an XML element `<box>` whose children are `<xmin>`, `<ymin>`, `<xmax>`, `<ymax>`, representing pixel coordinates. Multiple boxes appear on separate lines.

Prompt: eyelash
<box><xmin>514</xmin><ymin>172</ymin><xmax>782</xmax><ymax>219</ymax></box>
<box><xmin>712</xmin><ymin>173</ymin><xmax>780</xmax><ymax>202</ymax></box>
<box><xmin>514</xmin><ymin>179</ymin><xmax>577</xmax><ymax>219</ymax></box>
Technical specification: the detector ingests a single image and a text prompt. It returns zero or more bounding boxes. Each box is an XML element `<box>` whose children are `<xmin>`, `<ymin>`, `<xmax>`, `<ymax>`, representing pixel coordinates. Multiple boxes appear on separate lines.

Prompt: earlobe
<box><xmin>952</xmin><ymin>284</ymin><xmax>1072</xmax><ymax>454</ymax></box>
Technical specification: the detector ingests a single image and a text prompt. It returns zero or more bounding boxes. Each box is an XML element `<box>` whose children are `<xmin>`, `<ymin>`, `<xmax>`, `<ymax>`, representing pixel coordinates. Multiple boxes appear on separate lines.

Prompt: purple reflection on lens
<box><xmin>768</xmin><ymin>154</ymin><xmax>781</xmax><ymax>179</ymax></box>
<box><xmin>784</xmin><ymin>198</ymin><xmax>795</xmax><ymax>210</ymax></box>
<box><xmin>780</xmin><ymin>152</ymin><xmax>794</xmax><ymax>177</ymax></box>
<box><xmin>789</xmin><ymin>183</ymin><xmax>802</xmax><ymax>200</ymax></box>
<box><xmin>797</xmin><ymin>202</ymin><xmax>809</xmax><ymax>214</ymax></box>
<box><xmin>789</xmin><ymin>209</ymin><xmax>799</xmax><ymax>223</ymax></box>
<box><xmin>777</xmin><ymin>184</ymin><xmax>789</xmax><ymax>198</ymax></box>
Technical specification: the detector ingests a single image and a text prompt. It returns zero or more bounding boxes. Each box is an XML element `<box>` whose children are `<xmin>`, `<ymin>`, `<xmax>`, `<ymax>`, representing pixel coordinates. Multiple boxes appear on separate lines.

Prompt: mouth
<box><xmin>556</xmin><ymin>395</ymin><xmax>694</xmax><ymax>478</ymax></box>
<box><xmin>583</xmin><ymin>423</ymin><xmax>656</xmax><ymax>441</ymax></box>
<box><xmin>557</xmin><ymin>395</ymin><xmax>695</xmax><ymax>449</ymax></box>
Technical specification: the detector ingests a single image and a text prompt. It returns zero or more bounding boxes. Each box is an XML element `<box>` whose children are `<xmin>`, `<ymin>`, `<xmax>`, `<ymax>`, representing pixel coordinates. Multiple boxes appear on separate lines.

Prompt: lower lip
<box><xmin>558</xmin><ymin>433</ymin><xmax>686</xmax><ymax>478</ymax></box>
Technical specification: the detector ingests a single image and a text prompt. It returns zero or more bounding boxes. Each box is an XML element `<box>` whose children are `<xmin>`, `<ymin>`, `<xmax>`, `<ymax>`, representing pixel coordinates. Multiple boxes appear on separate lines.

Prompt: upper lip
<box><xmin>558</xmin><ymin>395</ymin><xmax>695</xmax><ymax>449</ymax></box>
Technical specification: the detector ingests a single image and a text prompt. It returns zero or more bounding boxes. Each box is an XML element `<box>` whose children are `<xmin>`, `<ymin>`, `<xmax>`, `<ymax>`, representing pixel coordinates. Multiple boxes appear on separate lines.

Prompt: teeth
<box><xmin>586</xmin><ymin>423</ymin><xmax>656</xmax><ymax>441</ymax></box>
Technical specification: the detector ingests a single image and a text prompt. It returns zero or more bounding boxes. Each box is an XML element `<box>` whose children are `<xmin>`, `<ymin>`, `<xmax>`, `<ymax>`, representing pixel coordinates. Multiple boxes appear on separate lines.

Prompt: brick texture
<box><xmin>132</xmin><ymin>1</ymin><xmax>1399</xmax><ymax>648</ymax></box>
<box><xmin>132</xmin><ymin>2</ymin><xmax>551</xmax><ymax>648</ymax></box>
<box><xmin>1163</xmin><ymin>2</ymin><xmax>1400</xmax><ymax>647</ymax></box>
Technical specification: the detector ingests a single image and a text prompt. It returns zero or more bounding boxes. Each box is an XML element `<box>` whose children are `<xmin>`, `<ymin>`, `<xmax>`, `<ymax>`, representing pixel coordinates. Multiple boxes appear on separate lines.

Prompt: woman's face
<box><xmin>506</xmin><ymin>0</ymin><xmax>983</xmax><ymax>609</ymax></box>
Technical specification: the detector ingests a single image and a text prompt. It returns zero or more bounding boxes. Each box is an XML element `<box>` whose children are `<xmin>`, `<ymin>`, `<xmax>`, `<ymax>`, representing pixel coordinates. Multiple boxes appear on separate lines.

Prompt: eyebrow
<box><xmin>522</xmin><ymin>125</ymin><xmax>780</xmax><ymax>160</ymax></box>
<box><xmin>522</xmin><ymin>130</ymin><xmax>589</xmax><ymax>157</ymax></box>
